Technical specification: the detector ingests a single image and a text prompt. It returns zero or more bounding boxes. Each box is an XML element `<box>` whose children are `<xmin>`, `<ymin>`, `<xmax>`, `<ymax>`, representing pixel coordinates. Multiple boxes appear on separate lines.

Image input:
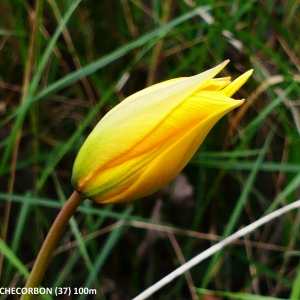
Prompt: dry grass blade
<box><xmin>133</xmin><ymin>199</ymin><xmax>300</xmax><ymax>300</ymax></box>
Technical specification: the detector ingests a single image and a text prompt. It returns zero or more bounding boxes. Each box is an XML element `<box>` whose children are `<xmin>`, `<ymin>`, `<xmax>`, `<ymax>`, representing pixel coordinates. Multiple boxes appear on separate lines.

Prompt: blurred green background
<box><xmin>0</xmin><ymin>0</ymin><xmax>300</xmax><ymax>299</ymax></box>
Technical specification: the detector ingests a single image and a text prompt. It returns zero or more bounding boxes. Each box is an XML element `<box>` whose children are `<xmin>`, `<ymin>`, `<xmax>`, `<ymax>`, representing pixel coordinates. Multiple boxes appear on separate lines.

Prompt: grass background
<box><xmin>0</xmin><ymin>0</ymin><xmax>300</xmax><ymax>299</ymax></box>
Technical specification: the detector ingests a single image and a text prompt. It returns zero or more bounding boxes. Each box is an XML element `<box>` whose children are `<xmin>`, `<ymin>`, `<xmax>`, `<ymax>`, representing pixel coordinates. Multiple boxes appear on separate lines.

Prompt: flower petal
<box><xmin>202</xmin><ymin>77</ymin><xmax>231</xmax><ymax>91</ymax></box>
<box><xmin>222</xmin><ymin>69</ymin><xmax>253</xmax><ymax>96</ymax></box>
<box><xmin>72</xmin><ymin>61</ymin><xmax>231</xmax><ymax>193</ymax></box>
<box><xmin>71</xmin><ymin>61</ymin><xmax>251</xmax><ymax>204</ymax></box>
<box><xmin>76</xmin><ymin>91</ymin><xmax>243</xmax><ymax>203</ymax></box>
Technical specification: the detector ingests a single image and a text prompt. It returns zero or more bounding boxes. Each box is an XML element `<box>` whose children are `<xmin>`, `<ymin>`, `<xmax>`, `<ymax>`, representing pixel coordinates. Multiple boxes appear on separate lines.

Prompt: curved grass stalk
<box><xmin>133</xmin><ymin>199</ymin><xmax>300</xmax><ymax>300</ymax></box>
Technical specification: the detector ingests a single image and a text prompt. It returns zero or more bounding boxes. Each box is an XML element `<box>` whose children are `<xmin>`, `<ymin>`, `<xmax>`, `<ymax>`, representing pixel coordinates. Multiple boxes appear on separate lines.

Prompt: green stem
<box><xmin>21</xmin><ymin>191</ymin><xmax>84</xmax><ymax>300</ymax></box>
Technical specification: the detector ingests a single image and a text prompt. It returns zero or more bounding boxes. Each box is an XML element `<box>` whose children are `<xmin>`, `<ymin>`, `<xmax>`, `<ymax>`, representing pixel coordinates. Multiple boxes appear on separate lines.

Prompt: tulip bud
<box><xmin>72</xmin><ymin>61</ymin><xmax>253</xmax><ymax>203</ymax></box>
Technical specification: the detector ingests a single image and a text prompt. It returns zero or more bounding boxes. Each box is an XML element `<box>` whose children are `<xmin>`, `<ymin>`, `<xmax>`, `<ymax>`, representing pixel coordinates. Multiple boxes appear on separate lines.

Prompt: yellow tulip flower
<box><xmin>72</xmin><ymin>60</ymin><xmax>253</xmax><ymax>204</ymax></box>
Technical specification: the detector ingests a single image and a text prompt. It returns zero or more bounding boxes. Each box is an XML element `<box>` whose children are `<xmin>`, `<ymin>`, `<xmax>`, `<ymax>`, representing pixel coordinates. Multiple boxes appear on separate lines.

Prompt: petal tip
<box><xmin>236</xmin><ymin>98</ymin><xmax>245</xmax><ymax>105</ymax></box>
<box><xmin>245</xmin><ymin>69</ymin><xmax>254</xmax><ymax>76</ymax></box>
<box><xmin>222</xmin><ymin>69</ymin><xmax>253</xmax><ymax>97</ymax></box>
<box><xmin>220</xmin><ymin>59</ymin><xmax>230</xmax><ymax>68</ymax></box>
